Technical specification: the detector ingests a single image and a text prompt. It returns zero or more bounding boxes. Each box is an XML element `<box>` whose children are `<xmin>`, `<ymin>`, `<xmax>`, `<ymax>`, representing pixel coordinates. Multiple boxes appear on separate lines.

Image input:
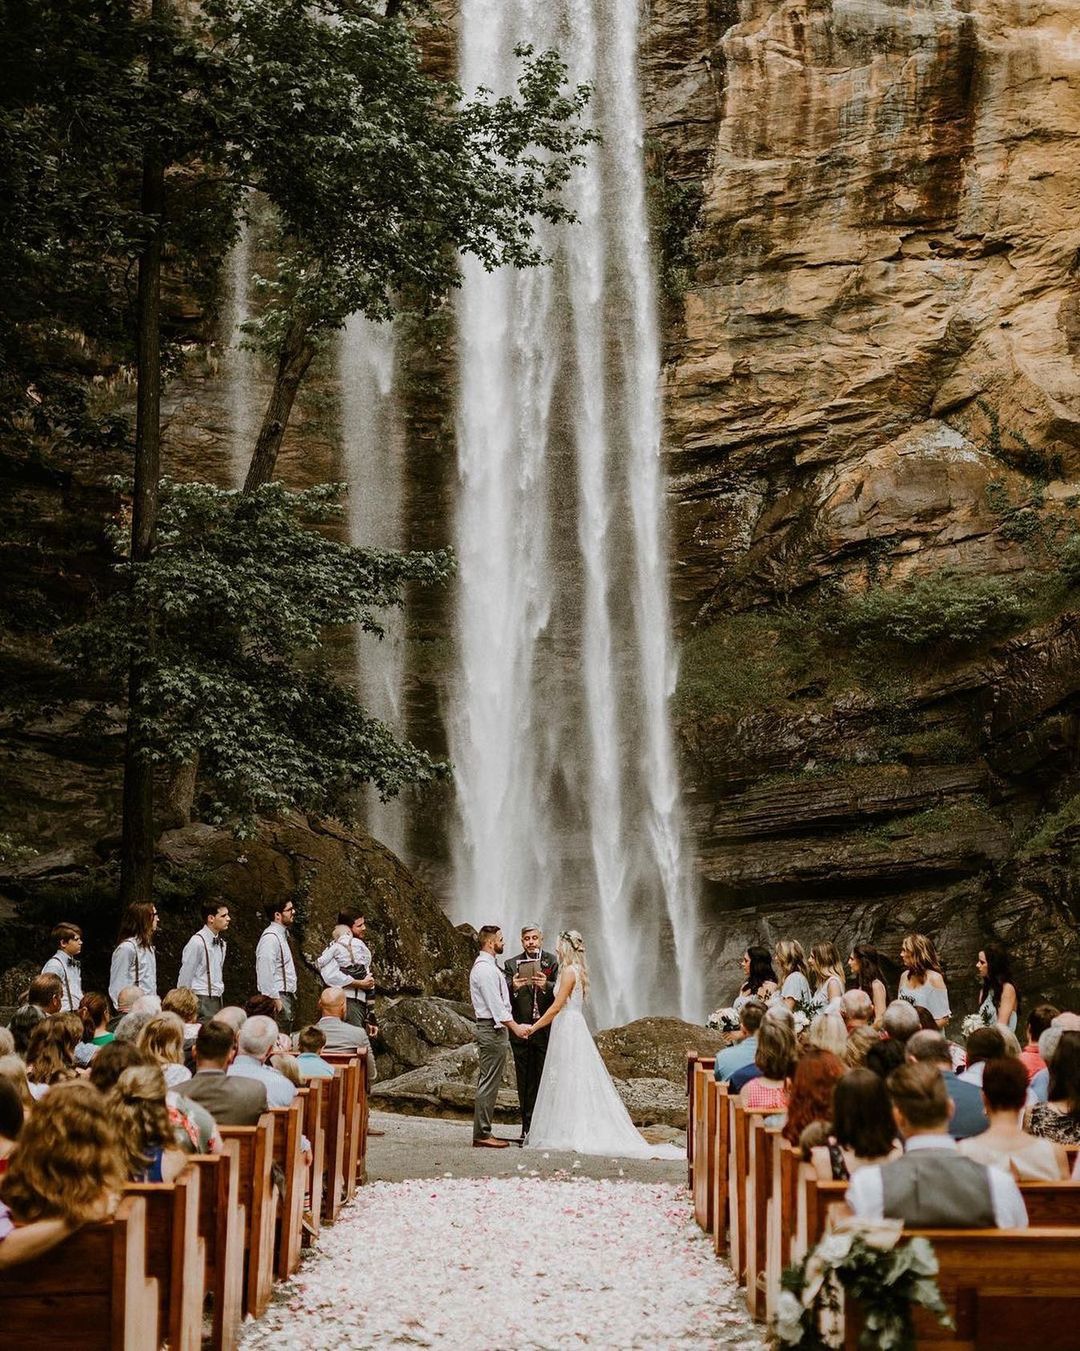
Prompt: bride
<box><xmin>522</xmin><ymin>931</ymin><xmax>682</xmax><ymax>1159</ymax></box>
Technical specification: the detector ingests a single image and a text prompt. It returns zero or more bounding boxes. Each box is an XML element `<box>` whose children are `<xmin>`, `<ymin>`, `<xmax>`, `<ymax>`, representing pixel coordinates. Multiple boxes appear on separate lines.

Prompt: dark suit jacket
<box><xmin>504</xmin><ymin>950</ymin><xmax>559</xmax><ymax>1024</ymax></box>
<box><xmin>184</xmin><ymin>1068</ymin><xmax>268</xmax><ymax>1126</ymax></box>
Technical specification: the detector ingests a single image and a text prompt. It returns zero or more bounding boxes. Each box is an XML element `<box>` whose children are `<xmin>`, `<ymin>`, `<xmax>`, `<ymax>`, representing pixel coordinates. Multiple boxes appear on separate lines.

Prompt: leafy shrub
<box><xmin>829</xmin><ymin>572</ymin><xmax>1031</xmax><ymax>649</ymax></box>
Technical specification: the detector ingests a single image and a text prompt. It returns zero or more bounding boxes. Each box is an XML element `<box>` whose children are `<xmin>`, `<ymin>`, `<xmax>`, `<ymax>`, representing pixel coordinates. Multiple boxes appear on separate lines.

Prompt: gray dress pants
<box><xmin>473</xmin><ymin>1022</ymin><xmax>509</xmax><ymax>1140</ymax></box>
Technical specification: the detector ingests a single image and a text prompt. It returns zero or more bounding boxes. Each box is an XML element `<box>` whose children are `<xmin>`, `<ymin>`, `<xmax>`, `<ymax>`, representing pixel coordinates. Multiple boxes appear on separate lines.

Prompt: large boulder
<box><xmin>595</xmin><ymin>1018</ymin><xmax>727</xmax><ymax>1084</ymax></box>
<box><xmin>376</xmin><ymin>996</ymin><xmax>477</xmax><ymax>1080</ymax></box>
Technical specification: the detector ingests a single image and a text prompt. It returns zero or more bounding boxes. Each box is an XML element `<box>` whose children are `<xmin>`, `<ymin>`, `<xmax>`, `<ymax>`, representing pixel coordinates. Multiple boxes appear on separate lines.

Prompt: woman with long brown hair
<box><xmin>807</xmin><ymin>942</ymin><xmax>845</xmax><ymax>1012</ymax></box>
<box><xmin>75</xmin><ymin>991</ymin><xmax>114</xmax><ymax>1067</ymax></box>
<box><xmin>106</xmin><ymin>1065</ymin><xmax>187</xmax><ymax>1183</ymax></box>
<box><xmin>108</xmin><ymin>901</ymin><xmax>159</xmax><ymax>1011</ymax></box>
<box><xmin>772</xmin><ymin>939</ymin><xmax>812</xmax><ymax>1011</ymax></box>
<box><xmin>0</xmin><ymin>1081</ymin><xmax>125</xmax><ymax>1269</ymax></box>
<box><xmin>897</xmin><ymin>931</ymin><xmax>950</xmax><ymax>1030</ymax></box>
<box><xmin>25</xmin><ymin>1015</ymin><xmax>81</xmax><ymax>1098</ymax></box>
<box><xmin>847</xmin><ymin>944</ymin><xmax>888</xmax><ymax>1025</ymax></box>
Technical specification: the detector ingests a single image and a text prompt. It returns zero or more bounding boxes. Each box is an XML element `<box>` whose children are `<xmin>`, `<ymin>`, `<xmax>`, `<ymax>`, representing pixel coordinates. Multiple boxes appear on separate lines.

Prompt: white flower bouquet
<box><xmin>960</xmin><ymin>1007</ymin><xmax>994</xmax><ymax>1040</ymax></box>
<box><xmin>706</xmin><ymin>1006</ymin><xmax>741</xmax><ymax>1033</ymax></box>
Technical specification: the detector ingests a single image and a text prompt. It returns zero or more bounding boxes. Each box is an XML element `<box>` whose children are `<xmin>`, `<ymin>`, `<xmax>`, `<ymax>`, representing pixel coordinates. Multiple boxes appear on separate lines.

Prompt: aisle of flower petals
<box><xmin>240</xmin><ymin>1175</ymin><xmax>762</xmax><ymax>1349</ymax></box>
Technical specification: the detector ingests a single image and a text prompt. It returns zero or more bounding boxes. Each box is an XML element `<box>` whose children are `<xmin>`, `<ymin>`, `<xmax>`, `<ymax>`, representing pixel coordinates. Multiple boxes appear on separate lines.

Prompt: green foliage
<box><xmin>978</xmin><ymin>400</ymin><xmax>1063</xmax><ymax>482</ymax></box>
<box><xmin>827</xmin><ymin>571</ymin><xmax>1033</xmax><ymax>650</ymax></box>
<box><xmin>0</xmin><ymin>833</ymin><xmax>36</xmax><ymax>867</ymax></box>
<box><xmin>61</xmin><ymin>481</ymin><xmax>454</xmax><ymax>829</ymax></box>
<box><xmin>648</xmin><ymin>166</ymin><xmax>704</xmax><ymax>306</ymax></box>
<box><xmin>1021</xmin><ymin>794</ymin><xmax>1080</xmax><ymax>857</ymax></box>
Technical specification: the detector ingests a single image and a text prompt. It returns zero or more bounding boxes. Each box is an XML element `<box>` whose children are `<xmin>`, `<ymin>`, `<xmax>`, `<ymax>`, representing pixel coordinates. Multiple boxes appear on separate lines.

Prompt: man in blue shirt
<box><xmin>906</xmin><ymin>1030</ymin><xmax>987</xmax><ymax>1139</ymax></box>
<box><xmin>715</xmin><ymin>1001</ymin><xmax>766</xmax><ymax>1082</ymax></box>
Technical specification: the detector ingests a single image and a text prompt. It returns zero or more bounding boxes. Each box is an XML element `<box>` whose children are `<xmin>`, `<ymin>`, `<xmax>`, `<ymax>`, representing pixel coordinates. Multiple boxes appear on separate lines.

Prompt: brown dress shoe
<box><xmin>472</xmin><ymin>1136</ymin><xmax>510</xmax><ymax>1148</ymax></box>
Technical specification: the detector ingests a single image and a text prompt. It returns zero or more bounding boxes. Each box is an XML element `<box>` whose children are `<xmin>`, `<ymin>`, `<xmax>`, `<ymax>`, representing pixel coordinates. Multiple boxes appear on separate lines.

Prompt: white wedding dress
<box><xmin>524</xmin><ymin>972</ymin><xmax>683</xmax><ymax>1159</ymax></box>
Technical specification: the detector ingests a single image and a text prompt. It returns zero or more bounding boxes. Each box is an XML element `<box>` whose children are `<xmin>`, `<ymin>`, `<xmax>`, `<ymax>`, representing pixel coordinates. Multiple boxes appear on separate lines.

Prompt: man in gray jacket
<box><xmin>183</xmin><ymin>1019</ymin><xmax>268</xmax><ymax>1126</ymax></box>
<box><xmin>314</xmin><ymin>987</ymin><xmax>377</xmax><ymax>1083</ymax></box>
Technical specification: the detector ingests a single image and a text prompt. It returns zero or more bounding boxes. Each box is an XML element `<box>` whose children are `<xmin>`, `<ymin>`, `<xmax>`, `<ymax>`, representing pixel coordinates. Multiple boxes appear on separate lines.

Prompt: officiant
<box><xmin>504</xmin><ymin>924</ymin><xmax>559</xmax><ymax>1143</ymax></box>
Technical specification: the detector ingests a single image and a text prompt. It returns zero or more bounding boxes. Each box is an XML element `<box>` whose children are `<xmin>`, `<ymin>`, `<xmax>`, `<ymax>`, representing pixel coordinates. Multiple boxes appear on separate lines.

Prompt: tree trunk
<box><xmin>162</xmin><ymin>753</ymin><xmax>198</xmax><ymax>829</ymax></box>
<box><xmin>242</xmin><ymin>310</ymin><xmax>316</xmax><ymax>493</ymax></box>
<box><xmin>119</xmin><ymin>0</ymin><xmax>167</xmax><ymax>907</ymax></box>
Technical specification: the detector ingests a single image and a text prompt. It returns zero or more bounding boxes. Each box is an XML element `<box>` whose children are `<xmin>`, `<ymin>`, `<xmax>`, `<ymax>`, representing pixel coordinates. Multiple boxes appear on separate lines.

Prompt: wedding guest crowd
<box><xmin>716</xmin><ymin>930</ymin><xmax>1080</xmax><ymax>1228</ymax></box>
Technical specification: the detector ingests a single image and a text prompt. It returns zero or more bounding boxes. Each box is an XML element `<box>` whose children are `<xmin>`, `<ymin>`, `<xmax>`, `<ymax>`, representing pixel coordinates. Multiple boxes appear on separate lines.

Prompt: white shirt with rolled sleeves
<box><xmin>846</xmin><ymin>1134</ymin><xmax>1029</xmax><ymax>1228</ymax></box>
<box><xmin>177</xmin><ymin>926</ymin><xmax>227</xmax><ymax>998</ymax></box>
<box><xmin>42</xmin><ymin>951</ymin><xmax>83</xmax><ymax>1012</ymax></box>
<box><xmin>255</xmin><ymin>922</ymin><xmax>296</xmax><ymax>999</ymax></box>
<box><xmin>109</xmin><ymin>941</ymin><xmax>157</xmax><ymax>1008</ymax></box>
<box><xmin>317</xmin><ymin>935</ymin><xmax>372</xmax><ymax>1004</ymax></box>
<box><xmin>469</xmin><ymin>951</ymin><xmax>513</xmax><ymax>1025</ymax></box>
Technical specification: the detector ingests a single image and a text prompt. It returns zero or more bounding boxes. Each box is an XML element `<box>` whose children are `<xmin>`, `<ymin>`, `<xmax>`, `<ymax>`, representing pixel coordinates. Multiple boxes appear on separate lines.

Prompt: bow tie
<box><xmin>68</xmin><ymin>958</ymin><xmax>81</xmax><ymax>969</ymax></box>
<box><xmin>212</xmin><ymin>936</ymin><xmax>225</xmax><ymax>948</ymax></box>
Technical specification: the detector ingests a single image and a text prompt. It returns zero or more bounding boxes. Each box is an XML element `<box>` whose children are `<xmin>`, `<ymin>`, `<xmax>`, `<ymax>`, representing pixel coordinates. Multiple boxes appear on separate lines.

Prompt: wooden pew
<box><xmin>727</xmin><ymin>1099</ymin><xmax>775</xmax><ymax>1284</ymax></box>
<box><xmin>710</xmin><ymin>1079</ymin><xmax>730</xmax><ymax>1256</ymax></box>
<box><xmin>300</xmin><ymin>1076</ymin><xmax>327</xmax><ymax>1241</ymax></box>
<box><xmin>0</xmin><ymin>1194</ymin><xmax>159</xmax><ymax>1351</ymax></box>
<box><xmin>691</xmin><ymin>1062</ymin><xmax>716</xmax><ymax>1231</ymax></box>
<box><xmin>187</xmin><ymin>1147</ymin><xmax>244</xmax><ymax>1351</ymax></box>
<box><xmin>270</xmin><ymin>1095</ymin><xmax>306</xmax><ymax>1279</ymax></box>
<box><xmin>123</xmin><ymin>1167</ymin><xmax>205</xmax><ymax>1351</ymax></box>
<box><xmin>799</xmin><ymin>1172</ymin><xmax>1080</xmax><ymax>1255</ymax></box>
<box><xmin>320</xmin><ymin>1067</ymin><xmax>348</xmax><ymax>1225</ymax></box>
<box><xmin>765</xmin><ymin>1136</ymin><xmax>799</xmax><ymax>1321</ymax></box>
<box><xmin>218</xmin><ymin>1114</ymin><xmax>279</xmax><ymax>1320</ymax></box>
<box><xmin>687</xmin><ymin>1051</ymin><xmax>714</xmax><ymax>1188</ymax></box>
<box><xmin>744</xmin><ymin>1118</ymin><xmax>782</xmax><ymax>1318</ymax></box>
<box><xmin>322</xmin><ymin>1052</ymin><xmax>364</xmax><ymax>1198</ymax></box>
<box><xmin>844</xmin><ymin>1228</ymin><xmax>1080</xmax><ymax>1349</ymax></box>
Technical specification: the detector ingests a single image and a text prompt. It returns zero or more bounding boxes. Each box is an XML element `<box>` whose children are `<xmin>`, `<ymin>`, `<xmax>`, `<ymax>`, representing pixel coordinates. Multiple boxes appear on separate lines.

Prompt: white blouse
<box><xmin>898</xmin><ymin>972</ymin><xmax>951</xmax><ymax>1021</ymax></box>
<box><xmin>773</xmin><ymin>971</ymin><xmax>812</xmax><ymax>1007</ymax></box>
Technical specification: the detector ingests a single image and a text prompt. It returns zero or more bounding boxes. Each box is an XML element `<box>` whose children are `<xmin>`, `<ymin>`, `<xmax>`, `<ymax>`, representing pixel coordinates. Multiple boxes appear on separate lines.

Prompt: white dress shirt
<box><xmin>177</xmin><ymin>926</ymin><xmax>227</xmax><ymax>997</ymax></box>
<box><xmin>958</xmin><ymin>1061</ymin><xmax>1036</xmax><ymax>1106</ymax></box>
<box><xmin>846</xmin><ymin>1133</ymin><xmax>1029</xmax><ymax>1228</ymax></box>
<box><xmin>42</xmin><ymin>950</ymin><xmax>83</xmax><ymax>1012</ymax></box>
<box><xmin>469</xmin><ymin>952</ymin><xmax>513</xmax><ymax>1025</ymax></box>
<box><xmin>255</xmin><ymin>923</ymin><xmax>297</xmax><ymax>998</ymax></box>
<box><xmin>109</xmin><ymin>940</ymin><xmax>157</xmax><ymax>1008</ymax></box>
<box><xmin>317</xmin><ymin>935</ymin><xmax>372</xmax><ymax>1003</ymax></box>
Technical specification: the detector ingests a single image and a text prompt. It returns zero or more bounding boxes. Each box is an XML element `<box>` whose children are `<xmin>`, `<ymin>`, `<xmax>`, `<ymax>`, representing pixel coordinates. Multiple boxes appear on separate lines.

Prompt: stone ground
<box><xmin>238</xmin><ymin>1111</ymin><xmax>763</xmax><ymax>1350</ymax></box>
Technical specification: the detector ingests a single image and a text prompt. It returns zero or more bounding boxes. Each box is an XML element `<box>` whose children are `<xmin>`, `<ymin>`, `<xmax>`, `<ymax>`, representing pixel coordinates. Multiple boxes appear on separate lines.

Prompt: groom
<box><xmin>503</xmin><ymin>924</ymin><xmax>559</xmax><ymax>1144</ymax></box>
<box><xmin>470</xmin><ymin>925</ymin><xmax>530</xmax><ymax>1148</ymax></box>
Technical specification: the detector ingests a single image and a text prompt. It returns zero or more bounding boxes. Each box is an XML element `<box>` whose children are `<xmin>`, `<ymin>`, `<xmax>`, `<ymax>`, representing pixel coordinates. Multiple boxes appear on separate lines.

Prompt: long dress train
<box><xmin>524</xmin><ymin>975</ymin><xmax>682</xmax><ymax>1159</ymax></box>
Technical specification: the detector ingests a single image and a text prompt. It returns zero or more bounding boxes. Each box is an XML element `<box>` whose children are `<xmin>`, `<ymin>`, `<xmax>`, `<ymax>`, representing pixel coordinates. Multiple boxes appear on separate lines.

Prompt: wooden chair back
<box><xmin>187</xmin><ymin>1146</ymin><xmax>244</xmax><ymax>1351</ymax></box>
<box><xmin>122</xmin><ymin>1167</ymin><xmax>205</xmax><ymax>1351</ymax></box>
<box><xmin>218</xmin><ymin>1114</ymin><xmax>278</xmax><ymax>1320</ymax></box>
<box><xmin>270</xmin><ymin>1095</ymin><xmax>306</xmax><ymax>1279</ymax></box>
<box><xmin>709</xmin><ymin>1079</ymin><xmax>730</xmax><ymax>1256</ymax></box>
<box><xmin>300</xmin><ymin>1077</ymin><xmax>327</xmax><ymax>1241</ymax></box>
<box><xmin>691</xmin><ymin>1063</ymin><xmax>716</xmax><ymax>1230</ymax></box>
<box><xmin>744</xmin><ymin>1118</ymin><xmax>780</xmax><ymax>1318</ymax></box>
<box><xmin>321</xmin><ymin>1067</ymin><xmax>348</xmax><ymax>1224</ymax></box>
<box><xmin>0</xmin><ymin>1195</ymin><xmax>159</xmax><ymax>1351</ymax></box>
<box><xmin>686</xmin><ymin>1051</ymin><xmax>714</xmax><ymax>1188</ymax></box>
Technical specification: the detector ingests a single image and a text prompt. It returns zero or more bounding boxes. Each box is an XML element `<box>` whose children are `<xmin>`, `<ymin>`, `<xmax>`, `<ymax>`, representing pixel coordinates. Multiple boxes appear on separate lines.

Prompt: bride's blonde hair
<box><xmin>557</xmin><ymin>930</ymin><xmax>590</xmax><ymax>999</ymax></box>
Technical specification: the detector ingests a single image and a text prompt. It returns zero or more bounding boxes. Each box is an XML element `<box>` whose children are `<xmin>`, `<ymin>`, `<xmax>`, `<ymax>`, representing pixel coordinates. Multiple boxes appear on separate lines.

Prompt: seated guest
<box><xmin>107</xmin><ymin>984</ymin><xmax>142</xmax><ymax>1032</ymax></box>
<box><xmin>295</xmin><ymin>1026</ymin><xmax>336</xmax><ymax>1079</ymax></box>
<box><xmin>270</xmin><ymin>1052</ymin><xmax>302</xmax><ymax>1087</ymax></box>
<box><xmin>958</xmin><ymin>1026</ymin><xmax>1006</xmax><ymax>1085</ymax></box>
<box><xmin>88</xmin><ymin>1039</ymin><xmax>214</xmax><ymax>1152</ymax></box>
<box><xmin>88</xmin><ymin>1039</ymin><xmax>148</xmax><ymax>1094</ymax></box>
<box><xmin>810</xmin><ymin>1067</ymin><xmax>901</xmax><ymax>1181</ymax></box>
<box><xmin>228</xmin><ymin>1016</ymin><xmax>296</xmax><ymax>1108</ymax></box>
<box><xmin>906</xmin><ymin>1029</ymin><xmax>987</xmax><ymax>1139</ymax></box>
<box><xmin>113</xmin><ymin>1010</ymin><xmax>154</xmax><ymax>1044</ymax></box>
<box><xmin>1027</xmin><ymin>1030</ymin><xmax>1080</xmax><ymax>1144</ymax></box>
<box><xmin>847</xmin><ymin>1062</ymin><xmax>1027</xmax><ymax>1228</ymax></box>
<box><xmin>244</xmin><ymin>995</ymin><xmax>291</xmax><ymax>1051</ymax></box>
<box><xmin>881</xmin><ymin>999</ymin><xmax>921</xmax><ymax>1047</ymax></box>
<box><xmin>807</xmin><ymin>1012</ymin><xmax>847</xmax><ymax>1059</ymax></box>
<box><xmin>737</xmin><ymin>1009</ymin><xmax>796</xmax><ymax>1111</ymax></box>
<box><xmin>959</xmin><ymin>1058</ymin><xmax>1070</xmax><ymax>1180</ymax></box>
<box><xmin>0</xmin><ymin>1031</ymin><xmax>12</xmax><ymax>1058</ymax></box>
<box><xmin>0</xmin><ymin>1081</ymin><xmax>125</xmax><ymax>1269</ymax></box>
<box><xmin>843</xmin><ymin>1026</ymin><xmax>881</xmax><ymax>1069</ymax></box>
<box><xmin>137</xmin><ymin>1012</ymin><xmax>193</xmax><ymax>1087</ymax></box>
<box><xmin>0</xmin><ymin>1056</ymin><xmax>34</xmax><ymax>1113</ymax></box>
<box><xmin>1020</xmin><ymin>1004</ymin><xmax>1058</xmax><ymax>1082</ymax></box>
<box><xmin>131</xmin><ymin>995</ymin><xmax>162</xmax><ymax>1016</ymax></box>
<box><xmin>715</xmin><ymin>1001</ymin><xmax>765</xmax><ymax>1082</ymax></box>
<box><xmin>840</xmin><ymin>989</ymin><xmax>873</xmax><ymax>1033</ymax></box>
<box><xmin>106</xmin><ymin>1065</ymin><xmax>188</xmax><ymax>1183</ymax></box>
<box><xmin>864</xmin><ymin>1036</ymin><xmax>905</xmax><ymax>1080</ymax></box>
<box><xmin>76</xmin><ymin>992</ymin><xmax>114</xmax><ymax>1066</ymax></box>
<box><xmin>729</xmin><ymin>1005</ymin><xmax>792</xmax><ymax>1091</ymax></box>
<box><xmin>25</xmin><ymin>974</ymin><xmax>63</xmax><ymax>1018</ymax></box>
<box><xmin>314</xmin><ymin>988</ymin><xmax>377</xmax><ymax>1082</ymax></box>
<box><xmin>782</xmin><ymin>1048</ymin><xmax>844</xmax><ymax>1154</ymax></box>
<box><xmin>0</xmin><ymin>1079</ymin><xmax>23</xmax><ymax>1176</ymax></box>
<box><xmin>183</xmin><ymin>1020</ymin><xmax>268</xmax><ymax>1126</ymax></box>
<box><xmin>161</xmin><ymin>988</ymin><xmax>201</xmax><ymax>1047</ymax></box>
<box><xmin>25</xmin><ymin>1016</ymin><xmax>80</xmax><ymax>1098</ymax></box>
<box><xmin>214</xmin><ymin>1005</ymin><xmax>248</xmax><ymax>1035</ymax></box>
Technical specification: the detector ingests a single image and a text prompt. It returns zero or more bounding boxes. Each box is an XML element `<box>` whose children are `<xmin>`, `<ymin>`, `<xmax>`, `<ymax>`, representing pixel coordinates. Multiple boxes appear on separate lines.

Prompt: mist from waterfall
<box><xmin>453</xmin><ymin>0</ymin><xmax>702</xmax><ymax>1024</ymax></box>
<box><xmin>340</xmin><ymin>315</ymin><xmax>408</xmax><ymax>860</ymax></box>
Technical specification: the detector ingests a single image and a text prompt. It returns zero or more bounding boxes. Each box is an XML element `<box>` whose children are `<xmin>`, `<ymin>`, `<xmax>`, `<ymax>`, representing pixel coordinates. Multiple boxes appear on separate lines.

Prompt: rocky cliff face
<box><xmin>645</xmin><ymin>0</ymin><xmax>1080</xmax><ymax>1009</ymax></box>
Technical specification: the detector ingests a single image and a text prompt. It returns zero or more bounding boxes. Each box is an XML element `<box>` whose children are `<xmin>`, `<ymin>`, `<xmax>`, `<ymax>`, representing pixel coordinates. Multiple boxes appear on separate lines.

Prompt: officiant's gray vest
<box><xmin>880</xmin><ymin>1150</ymin><xmax>995</xmax><ymax>1227</ymax></box>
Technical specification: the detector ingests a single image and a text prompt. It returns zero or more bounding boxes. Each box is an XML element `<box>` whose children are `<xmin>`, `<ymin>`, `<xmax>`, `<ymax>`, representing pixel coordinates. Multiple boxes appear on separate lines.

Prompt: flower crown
<box><xmin>559</xmin><ymin>930</ymin><xmax>584</xmax><ymax>951</ymax></box>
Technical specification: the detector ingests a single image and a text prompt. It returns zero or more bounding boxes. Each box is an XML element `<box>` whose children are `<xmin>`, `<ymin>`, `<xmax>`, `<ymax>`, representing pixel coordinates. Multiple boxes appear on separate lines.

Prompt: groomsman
<box><xmin>504</xmin><ymin>924</ymin><xmax>558</xmax><ymax>1143</ymax></box>
<box><xmin>41</xmin><ymin>922</ymin><xmax>84</xmax><ymax>1013</ymax></box>
<box><xmin>255</xmin><ymin>899</ymin><xmax>298</xmax><ymax>1030</ymax></box>
<box><xmin>177</xmin><ymin>901</ymin><xmax>231</xmax><ymax>1021</ymax></box>
<box><xmin>316</xmin><ymin>910</ymin><xmax>376</xmax><ymax>1030</ymax></box>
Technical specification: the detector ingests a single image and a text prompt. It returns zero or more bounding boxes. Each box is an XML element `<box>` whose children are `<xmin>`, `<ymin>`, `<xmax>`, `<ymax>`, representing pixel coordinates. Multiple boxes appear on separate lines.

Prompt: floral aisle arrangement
<box><xmin>773</xmin><ymin>1218</ymin><xmax>952</xmax><ymax>1350</ymax></box>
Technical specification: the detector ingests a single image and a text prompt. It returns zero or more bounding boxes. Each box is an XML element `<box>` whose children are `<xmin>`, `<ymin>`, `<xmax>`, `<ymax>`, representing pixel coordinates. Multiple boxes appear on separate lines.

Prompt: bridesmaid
<box><xmin>848</xmin><ymin>944</ymin><xmax>889</xmax><ymax>1026</ymax></box>
<box><xmin>807</xmin><ymin>942</ymin><xmax>845</xmax><ymax>1012</ymax></box>
<box><xmin>773</xmin><ymin>939</ymin><xmax>812</xmax><ymax>1011</ymax></box>
<box><xmin>976</xmin><ymin>941</ymin><xmax>1018</xmax><ymax>1031</ymax></box>
<box><xmin>733</xmin><ymin>945</ymin><xmax>778</xmax><ymax>1010</ymax></box>
<box><xmin>897</xmin><ymin>932</ymin><xmax>950</xmax><ymax>1030</ymax></box>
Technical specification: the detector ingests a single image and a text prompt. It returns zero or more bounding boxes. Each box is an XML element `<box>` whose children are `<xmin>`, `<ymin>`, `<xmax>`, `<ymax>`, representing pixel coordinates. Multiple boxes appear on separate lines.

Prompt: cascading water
<box><xmin>454</xmin><ymin>0</ymin><xmax>702</xmax><ymax>1024</ymax></box>
<box><xmin>339</xmin><ymin>314</ymin><xmax>408</xmax><ymax>860</ymax></box>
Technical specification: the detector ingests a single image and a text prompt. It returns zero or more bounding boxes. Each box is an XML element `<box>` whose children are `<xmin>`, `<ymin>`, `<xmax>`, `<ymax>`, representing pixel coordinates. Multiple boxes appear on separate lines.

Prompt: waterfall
<box><xmin>454</xmin><ymin>0</ymin><xmax>702</xmax><ymax>1024</ymax></box>
<box><xmin>222</xmin><ymin>214</ymin><xmax>258</xmax><ymax>489</ymax></box>
<box><xmin>339</xmin><ymin>315</ymin><xmax>408</xmax><ymax>859</ymax></box>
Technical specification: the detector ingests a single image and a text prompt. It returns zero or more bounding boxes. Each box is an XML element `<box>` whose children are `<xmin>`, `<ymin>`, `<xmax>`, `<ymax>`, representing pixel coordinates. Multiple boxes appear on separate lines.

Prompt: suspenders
<box><xmin>198</xmin><ymin>933</ymin><xmax>222</xmax><ymax>997</ymax></box>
